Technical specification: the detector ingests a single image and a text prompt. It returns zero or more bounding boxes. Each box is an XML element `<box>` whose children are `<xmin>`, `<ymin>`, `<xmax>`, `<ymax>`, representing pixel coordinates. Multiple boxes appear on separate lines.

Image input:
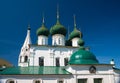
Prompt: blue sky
<box><xmin>0</xmin><ymin>0</ymin><xmax>120</xmax><ymax>67</ymax></box>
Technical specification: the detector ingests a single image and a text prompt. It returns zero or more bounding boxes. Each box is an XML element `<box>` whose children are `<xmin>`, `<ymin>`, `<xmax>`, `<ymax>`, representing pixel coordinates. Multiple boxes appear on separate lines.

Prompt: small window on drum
<box><xmin>58</xmin><ymin>38</ymin><xmax>61</xmax><ymax>45</ymax></box>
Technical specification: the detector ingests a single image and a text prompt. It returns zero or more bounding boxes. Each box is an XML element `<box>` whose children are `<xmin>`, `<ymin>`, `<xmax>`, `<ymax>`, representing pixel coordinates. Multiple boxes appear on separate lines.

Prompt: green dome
<box><xmin>78</xmin><ymin>38</ymin><xmax>84</xmax><ymax>46</ymax></box>
<box><xmin>37</xmin><ymin>24</ymin><xmax>49</xmax><ymax>36</ymax></box>
<box><xmin>50</xmin><ymin>21</ymin><xmax>67</xmax><ymax>36</ymax></box>
<box><xmin>69</xmin><ymin>49</ymin><xmax>99</xmax><ymax>65</ymax></box>
<box><xmin>69</xmin><ymin>28</ymin><xmax>82</xmax><ymax>40</ymax></box>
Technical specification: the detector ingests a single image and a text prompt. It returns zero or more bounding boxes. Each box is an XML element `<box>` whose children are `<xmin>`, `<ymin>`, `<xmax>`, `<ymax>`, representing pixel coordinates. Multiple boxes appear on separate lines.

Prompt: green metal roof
<box><xmin>69</xmin><ymin>49</ymin><xmax>99</xmax><ymax>65</ymax></box>
<box><xmin>50</xmin><ymin>21</ymin><xmax>67</xmax><ymax>36</ymax></box>
<box><xmin>0</xmin><ymin>66</ymin><xmax>71</xmax><ymax>75</ymax></box>
<box><xmin>36</xmin><ymin>24</ymin><xmax>49</xmax><ymax>36</ymax></box>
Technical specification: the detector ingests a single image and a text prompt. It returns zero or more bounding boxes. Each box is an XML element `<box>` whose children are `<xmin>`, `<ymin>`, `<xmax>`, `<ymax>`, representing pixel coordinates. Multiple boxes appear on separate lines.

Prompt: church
<box><xmin>0</xmin><ymin>8</ymin><xmax>120</xmax><ymax>83</ymax></box>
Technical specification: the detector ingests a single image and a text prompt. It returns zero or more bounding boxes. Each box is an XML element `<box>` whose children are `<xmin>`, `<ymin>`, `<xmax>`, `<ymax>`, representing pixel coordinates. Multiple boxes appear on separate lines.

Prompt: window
<box><xmin>24</xmin><ymin>56</ymin><xmax>28</xmax><ymax>62</ymax></box>
<box><xmin>33</xmin><ymin>80</ymin><xmax>41</xmax><ymax>83</ymax></box>
<box><xmin>53</xmin><ymin>39</ymin><xmax>57</xmax><ymax>45</ymax></box>
<box><xmin>9</xmin><ymin>81</ymin><xmax>14</xmax><ymax>83</ymax></box>
<box><xmin>94</xmin><ymin>78</ymin><xmax>102</xmax><ymax>83</ymax></box>
<box><xmin>42</xmin><ymin>39</ymin><xmax>44</xmax><ymax>45</ymax></box>
<box><xmin>56</xmin><ymin>58</ymin><xmax>60</xmax><ymax>66</ymax></box>
<box><xmin>58</xmin><ymin>38</ymin><xmax>61</xmax><ymax>45</ymax></box>
<box><xmin>43</xmin><ymin>39</ymin><xmax>45</xmax><ymax>45</ymax></box>
<box><xmin>6</xmin><ymin>79</ymin><xmax>15</xmax><ymax>83</ymax></box>
<box><xmin>58</xmin><ymin>80</ymin><xmax>63</xmax><ymax>83</ymax></box>
<box><xmin>78</xmin><ymin>79</ymin><xmax>87</xmax><ymax>83</ymax></box>
<box><xmin>35</xmin><ymin>80</ymin><xmax>40</xmax><ymax>83</ymax></box>
<box><xmin>39</xmin><ymin>57</ymin><xmax>44</xmax><ymax>66</ymax></box>
<box><xmin>64</xmin><ymin>58</ymin><xmax>68</xmax><ymax>66</ymax></box>
<box><xmin>20</xmin><ymin>56</ymin><xmax>22</xmax><ymax>62</ymax></box>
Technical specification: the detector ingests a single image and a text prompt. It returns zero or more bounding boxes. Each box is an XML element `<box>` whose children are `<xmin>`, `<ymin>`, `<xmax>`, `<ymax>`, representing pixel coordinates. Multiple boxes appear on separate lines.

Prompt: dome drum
<box><xmin>69</xmin><ymin>29</ymin><xmax>82</xmax><ymax>40</ymax></box>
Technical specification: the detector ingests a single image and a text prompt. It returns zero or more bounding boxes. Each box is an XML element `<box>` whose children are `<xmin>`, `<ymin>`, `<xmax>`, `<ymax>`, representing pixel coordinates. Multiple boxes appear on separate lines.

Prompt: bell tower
<box><xmin>18</xmin><ymin>25</ymin><xmax>32</xmax><ymax>67</ymax></box>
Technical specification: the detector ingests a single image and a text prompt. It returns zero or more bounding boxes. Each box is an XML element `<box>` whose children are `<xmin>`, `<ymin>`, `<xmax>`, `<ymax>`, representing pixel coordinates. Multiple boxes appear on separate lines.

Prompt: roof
<box><xmin>69</xmin><ymin>49</ymin><xmax>99</xmax><ymax>65</ymax></box>
<box><xmin>0</xmin><ymin>58</ymin><xmax>13</xmax><ymax>67</ymax></box>
<box><xmin>50</xmin><ymin>21</ymin><xmax>67</xmax><ymax>36</ymax></box>
<box><xmin>0</xmin><ymin>66</ymin><xmax>71</xmax><ymax>75</ymax></box>
<box><xmin>36</xmin><ymin>24</ymin><xmax>49</xmax><ymax>36</ymax></box>
<box><xmin>69</xmin><ymin>28</ymin><xmax>82</xmax><ymax>40</ymax></box>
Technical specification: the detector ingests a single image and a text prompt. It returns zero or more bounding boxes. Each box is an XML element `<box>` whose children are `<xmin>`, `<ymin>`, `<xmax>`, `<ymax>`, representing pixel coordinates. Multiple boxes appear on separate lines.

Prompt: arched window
<box><xmin>43</xmin><ymin>38</ymin><xmax>45</xmax><ymax>45</ymax></box>
<box><xmin>6</xmin><ymin>79</ymin><xmax>15</xmax><ymax>83</ymax></box>
<box><xmin>54</xmin><ymin>39</ymin><xmax>57</xmax><ymax>45</ymax></box>
<box><xmin>39</xmin><ymin>57</ymin><xmax>44</xmax><ymax>66</ymax></box>
<box><xmin>35</xmin><ymin>80</ymin><xmax>40</xmax><ymax>83</ymax></box>
<box><xmin>58</xmin><ymin>38</ymin><xmax>61</xmax><ymax>45</ymax></box>
<box><xmin>9</xmin><ymin>81</ymin><xmax>14</xmax><ymax>83</ymax></box>
<box><xmin>33</xmin><ymin>80</ymin><xmax>41</xmax><ymax>83</ymax></box>
<box><xmin>42</xmin><ymin>39</ymin><xmax>44</xmax><ymax>45</ymax></box>
<box><xmin>64</xmin><ymin>58</ymin><xmax>68</xmax><ymax>66</ymax></box>
<box><xmin>24</xmin><ymin>56</ymin><xmax>28</xmax><ymax>62</ymax></box>
<box><xmin>56</xmin><ymin>58</ymin><xmax>60</xmax><ymax>67</ymax></box>
<box><xmin>58</xmin><ymin>80</ymin><xmax>63</xmax><ymax>83</ymax></box>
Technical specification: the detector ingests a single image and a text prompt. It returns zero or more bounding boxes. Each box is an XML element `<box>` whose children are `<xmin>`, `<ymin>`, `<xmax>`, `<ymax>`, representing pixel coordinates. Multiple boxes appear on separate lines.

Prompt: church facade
<box><xmin>0</xmin><ymin>9</ymin><xmax>120</xmax><ymax>83</ymax></box>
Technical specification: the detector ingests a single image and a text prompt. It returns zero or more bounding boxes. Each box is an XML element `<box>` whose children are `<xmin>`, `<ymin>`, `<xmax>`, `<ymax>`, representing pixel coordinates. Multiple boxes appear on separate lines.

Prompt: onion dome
<box><xmin>36</xmin><ymin>16</ymin><xmax>49</xmax><ymax>36</ymax></box>
<box><xmin>69</xmin><ymin>15</ymin><xmax>82</xmax><ymax>40</ymax></box>
<box><xmin>50</xmin><ymin>7</ymin><xmax>67</xmax><ymax>36</ymax></box>
<box><xmin>78</xmin><ymin>38</ymin><xmax>84</xmax><ymax>46</ymax></box>
<box><xmin>69</xmin><ymin>48</ymin><xmax>99</xmax><ymax>65</ymax></box>
<box><xmin>37</xmin><ymin>24</ymin><xmax>49</xmax><ymax>36</ymax></box>
<box><xmin>69</xmin><ymin>28</ymin><xmax>82</xmax><ymax>40</ymax></box>
<box><xmin>50</xmin><ymin>21</ymin><xmax>67</xmax><ymax>36</ymax></box>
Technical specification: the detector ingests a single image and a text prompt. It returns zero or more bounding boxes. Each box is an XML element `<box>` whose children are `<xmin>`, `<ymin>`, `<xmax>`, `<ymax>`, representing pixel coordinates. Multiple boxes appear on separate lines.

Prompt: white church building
<box><xmin>0</xmin><ymin>9</ymin><xmax>120</xmax><ymax>83</ymax></box>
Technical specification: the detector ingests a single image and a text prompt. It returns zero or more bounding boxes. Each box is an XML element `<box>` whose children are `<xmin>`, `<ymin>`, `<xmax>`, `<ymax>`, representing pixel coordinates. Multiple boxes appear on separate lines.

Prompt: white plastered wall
<box><xmin>72</xmin><ymin>38</ymin><xmax>79</xmax><ymax>47</ymax></box>
<box><xmin>38</xmin><ymin>36</ymin><xmax>48</xmax><ymax>45</ymax></box>
<box><xmin>0</xmin><ymin>75</ymin><xmax>71</xmax><ymax>83</ymax></box>
<box><xmin>29</xmin><ymin>46</ymin><xmax>78</xmax><ymax>66</ymax></box>
<box><xmin>66</xmin><ymin>65</ymin><xmax>116</xmax><ymax>83</ymax></box>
